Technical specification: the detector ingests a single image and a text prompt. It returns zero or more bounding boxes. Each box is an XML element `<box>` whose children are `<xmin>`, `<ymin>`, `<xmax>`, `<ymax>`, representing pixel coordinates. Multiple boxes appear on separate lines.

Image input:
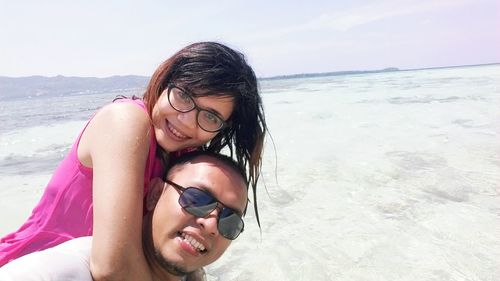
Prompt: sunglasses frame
<box><xmin>165</xmin><ymin>179</ymin><xmax>244</xmax><ymax>240</ymax></box>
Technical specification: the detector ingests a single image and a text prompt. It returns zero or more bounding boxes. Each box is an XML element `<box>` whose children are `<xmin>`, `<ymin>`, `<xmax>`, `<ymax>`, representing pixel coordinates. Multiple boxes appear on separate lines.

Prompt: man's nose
<box><xmin>196</xmin><ymin>209</ymin><xmax>219</xmax><ymax>237</ymax></box>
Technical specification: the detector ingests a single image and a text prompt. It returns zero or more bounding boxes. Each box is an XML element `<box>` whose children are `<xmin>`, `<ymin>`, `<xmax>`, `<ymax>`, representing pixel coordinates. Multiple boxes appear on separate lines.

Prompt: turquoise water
<box><xmin>1</xmin><ymin>64</ymin><xmax>499</xmax><ymax>280</ymax></box>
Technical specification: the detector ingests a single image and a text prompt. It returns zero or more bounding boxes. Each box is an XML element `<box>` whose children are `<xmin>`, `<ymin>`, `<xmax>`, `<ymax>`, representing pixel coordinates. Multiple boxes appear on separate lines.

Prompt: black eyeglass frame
<box><xmin>167</xmin><ymin>83</ymin><xmax>228</xmax><ymax>133</ymax></box>
<box><xmin>165</xmin><ymin>179</ymin><xmax>245</xmax><ymax>240</ymax></box>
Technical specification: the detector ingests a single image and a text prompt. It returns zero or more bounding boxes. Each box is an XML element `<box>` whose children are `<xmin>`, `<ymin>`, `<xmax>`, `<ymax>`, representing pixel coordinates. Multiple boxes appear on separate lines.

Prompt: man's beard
<box><xmin>154</xmin><ymin>248</ymin><xmax>193</xmax><ymax>277</ymax></box>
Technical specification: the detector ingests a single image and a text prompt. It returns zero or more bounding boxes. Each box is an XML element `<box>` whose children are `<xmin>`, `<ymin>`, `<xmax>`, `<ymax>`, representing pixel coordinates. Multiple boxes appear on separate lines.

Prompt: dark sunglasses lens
<box><xmin>179</xmin><ymin>187</ymin><xmax>243</xmax><ymax>240</ymax></box>
<box><xmin>179</xmin><ymin>188</ymin><xmax>218</xmax><ymax>217</ymax></box>
<box><xmin>218</xmin><ymin>208</ymin><xmax>244</xmax><ymax>240</ymax></box>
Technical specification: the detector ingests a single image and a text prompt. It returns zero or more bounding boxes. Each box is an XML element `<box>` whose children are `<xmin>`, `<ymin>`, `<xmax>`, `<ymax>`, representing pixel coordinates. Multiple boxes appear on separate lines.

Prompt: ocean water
<box><xmin>1</xmin><ymin>64</ymin><xmax>499</xmax><ymax>280</ymax></box>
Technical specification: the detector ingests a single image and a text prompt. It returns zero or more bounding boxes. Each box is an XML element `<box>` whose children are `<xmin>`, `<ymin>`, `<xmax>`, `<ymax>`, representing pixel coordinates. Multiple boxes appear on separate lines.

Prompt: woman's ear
<box><xmin>146</xmin><ymin>177</ymin><xmax>165</xmax><ymax>211</ymax></box>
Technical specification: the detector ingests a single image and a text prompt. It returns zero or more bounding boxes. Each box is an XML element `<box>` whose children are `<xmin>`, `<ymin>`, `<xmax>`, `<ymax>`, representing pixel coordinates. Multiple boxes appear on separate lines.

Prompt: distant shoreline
<box><xmin>260</xmin><ymin>62</ymin><xmax>500</xmax><ymax>81</ymax></box>
<box><xmin>1</xmin><ymin>63</ymin><xmax>498</xmax><ymax>100</ymax></box>
<box><xmin>0</xmin><ymin>62</ymin><xmax>498</xmax><ymax>81</ymax></box>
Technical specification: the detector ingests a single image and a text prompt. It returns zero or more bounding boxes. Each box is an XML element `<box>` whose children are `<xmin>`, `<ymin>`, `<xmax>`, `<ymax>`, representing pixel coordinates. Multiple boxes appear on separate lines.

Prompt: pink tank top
<box><xmin>0</xmin><ymin>99</ymin><xmax>164</xmax><ymax>266</ymax></box>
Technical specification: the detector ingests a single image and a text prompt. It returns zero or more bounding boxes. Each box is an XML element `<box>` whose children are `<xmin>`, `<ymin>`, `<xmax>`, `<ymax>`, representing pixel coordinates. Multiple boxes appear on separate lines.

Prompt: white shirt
<box><xmin>0</xmin><ymin>236</ymin><xmax>93</xmax><ymax>281</ymax></box>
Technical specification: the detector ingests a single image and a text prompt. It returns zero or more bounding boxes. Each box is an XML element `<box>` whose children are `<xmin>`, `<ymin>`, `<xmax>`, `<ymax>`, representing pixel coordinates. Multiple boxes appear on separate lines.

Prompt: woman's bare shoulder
<box><xmin>79</xmin><ymin>100</ymin><xmax>152</xmax><ymax>165</ymax></box>
<box><xmin>96</xmin><ymin>100</ymin><xmax>151</xmax><ymax>126</ymax></box>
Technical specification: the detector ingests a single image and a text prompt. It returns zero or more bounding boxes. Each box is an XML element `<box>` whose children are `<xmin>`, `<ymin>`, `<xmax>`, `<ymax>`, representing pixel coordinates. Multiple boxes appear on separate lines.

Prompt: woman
<box><xmin>0</xmin><ymin>42</ymin><xmax>267</xmax><ymax>280</ymax></box>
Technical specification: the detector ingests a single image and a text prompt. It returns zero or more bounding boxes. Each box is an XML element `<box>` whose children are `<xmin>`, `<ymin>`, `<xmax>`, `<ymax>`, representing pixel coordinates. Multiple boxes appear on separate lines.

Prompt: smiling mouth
<box><xmin>167</xmin><ymin>122</ymin><xmax>189</xmax><ymax>140</ymax></box>
<box><xmin>178</xmin><ymin>232</ymin><xmax>207</xmax><ymax>253</ymax></box>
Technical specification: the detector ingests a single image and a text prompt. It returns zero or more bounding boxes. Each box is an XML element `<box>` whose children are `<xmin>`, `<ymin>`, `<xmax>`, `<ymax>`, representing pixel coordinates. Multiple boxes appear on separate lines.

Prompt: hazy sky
<box><xmin>1</xmin><ymin>0</ymin><xmax>499</xmax><ymax>78</ymax></box>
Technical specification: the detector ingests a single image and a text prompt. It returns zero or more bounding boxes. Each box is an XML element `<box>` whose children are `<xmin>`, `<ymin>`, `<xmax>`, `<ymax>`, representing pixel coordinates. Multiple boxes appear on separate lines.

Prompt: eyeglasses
<box><xmin>167</xmin><ymin>84</ymin><xmax>227</xmax><ymax>133</ymax></box>
<box><xmin>166</xmin><ymin>179</ymin><xmax>244</xmax><ymax>240</ymax></box>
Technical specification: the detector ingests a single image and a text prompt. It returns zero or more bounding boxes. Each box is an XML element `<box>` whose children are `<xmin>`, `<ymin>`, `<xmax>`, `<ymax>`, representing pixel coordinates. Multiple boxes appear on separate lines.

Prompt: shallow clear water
<box><xmin>213</xmin><ymin>65</ymin><xmax>500</xmax><ymax>280</ymax></box>
<box><xmin>1</xmin><ymin>65</ymin><xmax>499</xmax><ymax>280</ymax></box>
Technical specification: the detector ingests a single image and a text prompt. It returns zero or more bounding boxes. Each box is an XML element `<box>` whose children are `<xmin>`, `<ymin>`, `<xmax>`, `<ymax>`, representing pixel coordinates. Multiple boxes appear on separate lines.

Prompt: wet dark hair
<box><xmin>143</xmin><ymin>42</ymin><xmax>266</xmax><ymax>226</ymax></box>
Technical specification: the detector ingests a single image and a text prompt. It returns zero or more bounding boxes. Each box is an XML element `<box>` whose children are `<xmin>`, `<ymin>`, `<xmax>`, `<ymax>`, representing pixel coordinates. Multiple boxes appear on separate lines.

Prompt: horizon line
<box><xmin>1</xmin><ymin>62</ymin><xmax>498</xmax><ymax>80</ymax></box>
<box><xmin>261</xmin><ymin>62</ymin><xmax>500</xmax><ymax>80</ymax></box>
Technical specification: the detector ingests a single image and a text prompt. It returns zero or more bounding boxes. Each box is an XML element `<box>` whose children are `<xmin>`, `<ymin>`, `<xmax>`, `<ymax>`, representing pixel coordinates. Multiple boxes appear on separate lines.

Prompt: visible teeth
<box><xmin>181</xmin><ymin>233</ymin><xmax>206</xmax><ymax>252</ymax></box>
<box><xmin>167</xmin><ymin>123</ymin><xmax>187</xmax><ymax>139</ymax></box>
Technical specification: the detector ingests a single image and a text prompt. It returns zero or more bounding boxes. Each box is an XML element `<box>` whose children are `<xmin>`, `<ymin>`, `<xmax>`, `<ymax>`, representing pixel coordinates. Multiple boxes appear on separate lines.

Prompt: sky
<box><xmin>0</xmin><ymin>0</ymin><xmax>499</xmax><ymax>78</ymax></box>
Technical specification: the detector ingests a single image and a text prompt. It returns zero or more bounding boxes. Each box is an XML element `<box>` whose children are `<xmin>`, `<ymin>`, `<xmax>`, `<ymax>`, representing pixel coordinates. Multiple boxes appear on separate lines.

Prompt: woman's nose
<box><xmin>177</xmin><ymin>109</ymin><xmax>198</xmax><ymax>129</ymax></box>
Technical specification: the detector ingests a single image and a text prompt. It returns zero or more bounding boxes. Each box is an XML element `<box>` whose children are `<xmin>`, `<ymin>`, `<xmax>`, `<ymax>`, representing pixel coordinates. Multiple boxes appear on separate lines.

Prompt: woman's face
<box><xmin>152</xmin><ymin>87</ymin><xmax>234</xmax><ymax>152</ymax></box>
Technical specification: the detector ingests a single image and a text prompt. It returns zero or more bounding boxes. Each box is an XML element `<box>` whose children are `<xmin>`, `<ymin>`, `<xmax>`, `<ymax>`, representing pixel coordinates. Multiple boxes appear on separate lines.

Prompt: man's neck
<box><xmin>150</xmin><ymin>264</ymin><xmax>182</xmax><ymax>281</ymax></box>
<box><xmin>150</xmin><ymin>265</ymin><xmax>205</xmax><ymax>281</ymax></box>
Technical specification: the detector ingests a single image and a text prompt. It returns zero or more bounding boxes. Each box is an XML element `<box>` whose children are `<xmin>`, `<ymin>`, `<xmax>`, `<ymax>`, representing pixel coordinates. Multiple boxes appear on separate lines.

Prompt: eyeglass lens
<box><xmin>168</xmin><ymin>86</ymin><xmax>224</xmax><ymax>132</ymax></box>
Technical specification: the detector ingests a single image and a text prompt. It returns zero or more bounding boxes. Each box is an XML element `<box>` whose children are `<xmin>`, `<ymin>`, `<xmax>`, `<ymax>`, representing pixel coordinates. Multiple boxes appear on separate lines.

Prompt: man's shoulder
<box><xmin>0</xmin><ymin>236</ymin><xmax>93</xmax><ymax>281</ymax></box>
<box><xmin>53</xmin><ymin>236</ymin><xmax>93</xmax><ymax>260</ymax></box>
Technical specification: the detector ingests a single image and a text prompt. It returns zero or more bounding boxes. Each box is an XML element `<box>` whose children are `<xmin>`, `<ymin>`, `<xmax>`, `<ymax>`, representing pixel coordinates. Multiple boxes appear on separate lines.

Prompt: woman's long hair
<box><xmin>143</xmin><ymin>42</ymin><xmax>267</xmax><ymax>226</ymax></box>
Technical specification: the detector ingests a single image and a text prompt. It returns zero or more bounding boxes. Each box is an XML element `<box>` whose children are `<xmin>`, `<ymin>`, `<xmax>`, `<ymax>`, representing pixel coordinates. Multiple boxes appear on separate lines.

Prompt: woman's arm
<box><xmin>78</xmin><ymin>102</ymin><xmax>153</xmax><ymax>281</ymax></box>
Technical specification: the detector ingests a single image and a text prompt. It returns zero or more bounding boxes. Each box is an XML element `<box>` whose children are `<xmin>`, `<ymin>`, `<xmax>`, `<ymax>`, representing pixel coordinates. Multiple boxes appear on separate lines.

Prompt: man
<box><xmin>0</xmin><ymin>151</ymin><xmax>249</xmax><ymax>281</ymax></box>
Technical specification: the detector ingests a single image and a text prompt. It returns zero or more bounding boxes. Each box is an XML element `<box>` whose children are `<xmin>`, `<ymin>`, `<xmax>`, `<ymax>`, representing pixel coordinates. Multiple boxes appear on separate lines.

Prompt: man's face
<box><xmin>150</xmin><ymin>156</ymin><xmax>247</xmax><ymax>275</ymax></box>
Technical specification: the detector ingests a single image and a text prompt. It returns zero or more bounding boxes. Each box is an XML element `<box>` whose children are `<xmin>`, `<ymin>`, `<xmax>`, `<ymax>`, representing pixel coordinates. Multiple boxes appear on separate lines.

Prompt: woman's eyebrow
<box><xmin>196</xmin><ymin>100</ymin><xmax>229</xmax><ymax>119</ymax></box>
<box><xmin>187</xmin><ymin>90</ymin><xmax>232</xmax><ymax>118</ymax></box>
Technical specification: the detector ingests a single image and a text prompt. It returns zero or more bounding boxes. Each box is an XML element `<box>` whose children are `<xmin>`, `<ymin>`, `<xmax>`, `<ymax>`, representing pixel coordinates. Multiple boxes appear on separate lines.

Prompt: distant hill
<box><xmin>260</xmin><ymin>63</ymin><xmax>500</xmax><ymax>80</ymax></box>
<box><xmin>2</xmin><ymin>63</ymin><xmax>497</xmax><ymax>100</ymax></box>
<box><xmin>261</xmin><ymin>67</ymin><xmax>400</xmax><ymax>80</ymax></box>
<box><xmin>0</xmin><ymin>75</ymin><xmax>149</xmax><ymax>100</ymax></box>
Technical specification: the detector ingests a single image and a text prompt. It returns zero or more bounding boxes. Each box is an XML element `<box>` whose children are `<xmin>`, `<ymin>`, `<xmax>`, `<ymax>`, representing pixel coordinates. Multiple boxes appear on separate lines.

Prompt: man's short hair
<box><xmin>167</xmin><ymin>150</ymin><xmax>248</xmax><ymax>189</ymax></box>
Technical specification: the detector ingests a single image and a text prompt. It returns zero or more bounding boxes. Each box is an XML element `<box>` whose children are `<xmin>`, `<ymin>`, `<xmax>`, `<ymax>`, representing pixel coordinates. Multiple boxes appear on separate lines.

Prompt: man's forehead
<box><xmin>169</xmin><ymin>155</ymin><xmax>241</xmax><ymax>179</ymax></box>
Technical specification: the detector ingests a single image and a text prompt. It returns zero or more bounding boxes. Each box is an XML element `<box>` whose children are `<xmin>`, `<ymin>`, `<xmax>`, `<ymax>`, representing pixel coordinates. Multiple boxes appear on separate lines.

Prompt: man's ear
<box><xmin>146</xmin><ymin>177</ymin><xmax>165</xmax><ymax>211</ymax></box>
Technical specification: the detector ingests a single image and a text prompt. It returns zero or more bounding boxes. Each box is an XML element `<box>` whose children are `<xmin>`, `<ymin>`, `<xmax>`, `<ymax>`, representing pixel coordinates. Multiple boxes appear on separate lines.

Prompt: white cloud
<box><xmin>318</xmin><ymin>0</ymin><xmax>473</xmax><ymax>31</ymax></box>
<box><xmin>238</xmin><ymin>0</ymin><xmax>474</xmax><ymax>41</ymax></box>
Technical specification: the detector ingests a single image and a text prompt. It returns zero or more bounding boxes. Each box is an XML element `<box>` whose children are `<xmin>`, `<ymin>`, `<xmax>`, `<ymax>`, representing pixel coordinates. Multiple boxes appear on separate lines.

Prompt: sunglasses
<box><xmin>166</xmin><ymin>179</ymin><xmax>244</xmax><ymax>240</ymax></box>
